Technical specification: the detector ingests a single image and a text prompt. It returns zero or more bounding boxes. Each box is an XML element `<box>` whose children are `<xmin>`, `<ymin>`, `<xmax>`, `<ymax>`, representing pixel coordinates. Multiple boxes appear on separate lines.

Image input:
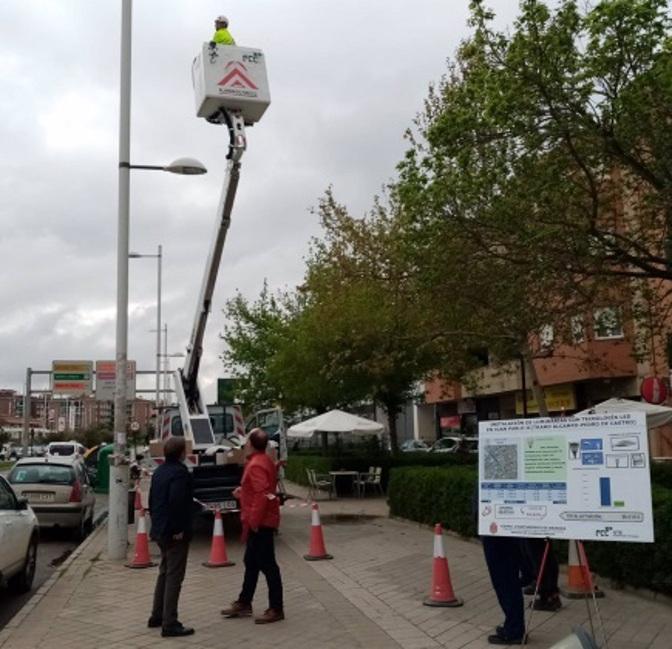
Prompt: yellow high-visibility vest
<box><xmin>212</xmin><ymin>28</ymin><xmax>236</xmax><ymax>45</ymax></box>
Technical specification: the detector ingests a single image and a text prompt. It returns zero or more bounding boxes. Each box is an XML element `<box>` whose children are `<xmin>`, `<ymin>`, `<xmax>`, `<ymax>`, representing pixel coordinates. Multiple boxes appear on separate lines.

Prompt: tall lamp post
<box><xmin>129</xmin><ymin>245</ymin><xmax>163</xmax><ymax>412</ymax></box>
<box><xmin>111</xmin><ymin>0</ymin><xmax>207</xmax><ymax>560</ymax></box>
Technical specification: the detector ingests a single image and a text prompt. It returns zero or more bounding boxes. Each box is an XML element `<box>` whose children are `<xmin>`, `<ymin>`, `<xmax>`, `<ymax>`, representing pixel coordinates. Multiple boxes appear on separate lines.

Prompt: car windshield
<box><xmin>48</xmin><ymin>444</ymin><xmax>75</xmax><ymax>456</ymax></box>
<box><xmin>9</xmin><ymin>464</ymin><xmax>75</xmax><ymax>485</ymax></box>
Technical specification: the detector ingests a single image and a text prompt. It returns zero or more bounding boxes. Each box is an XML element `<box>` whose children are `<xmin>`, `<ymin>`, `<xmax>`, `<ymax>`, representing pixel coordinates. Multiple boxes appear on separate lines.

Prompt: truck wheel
<box><xmin>9</xmin><ymin>536</ymin><xmax>38</xmax><ymax>594</ymax></box>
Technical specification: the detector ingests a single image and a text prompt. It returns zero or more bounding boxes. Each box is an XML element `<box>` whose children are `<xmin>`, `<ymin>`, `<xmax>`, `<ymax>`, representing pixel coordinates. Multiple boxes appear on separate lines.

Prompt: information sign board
<box><xmin>478</xmin><ymin>413</ymin><xmax>654</xmax><ymax>542</ymax></box>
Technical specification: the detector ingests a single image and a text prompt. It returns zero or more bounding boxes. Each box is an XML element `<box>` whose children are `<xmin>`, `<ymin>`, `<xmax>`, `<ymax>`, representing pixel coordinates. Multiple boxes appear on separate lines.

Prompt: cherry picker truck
<box><xmin>150</xmin><ymin>41</ymin><xmax>273</xmax><ymax>513</ymax></box>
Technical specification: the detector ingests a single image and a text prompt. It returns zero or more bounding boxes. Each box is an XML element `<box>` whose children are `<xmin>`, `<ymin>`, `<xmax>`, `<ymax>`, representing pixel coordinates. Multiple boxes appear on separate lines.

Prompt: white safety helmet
<box><xmin>215</xmin><ymin>15</ymin><xmax>229</xmax><ymax>27</ymax></box>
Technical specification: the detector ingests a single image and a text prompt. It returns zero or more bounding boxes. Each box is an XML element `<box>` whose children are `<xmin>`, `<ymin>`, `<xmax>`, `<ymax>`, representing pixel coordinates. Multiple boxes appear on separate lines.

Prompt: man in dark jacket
<box><xmin>221</xmin><ymin>428</ymin><xmax>284</xmax><ymax>624</ymax></box>
<box><xmin>148</xmin><ymin>437</ymin><xmax>195</xmax><ymax>638</ymax></box>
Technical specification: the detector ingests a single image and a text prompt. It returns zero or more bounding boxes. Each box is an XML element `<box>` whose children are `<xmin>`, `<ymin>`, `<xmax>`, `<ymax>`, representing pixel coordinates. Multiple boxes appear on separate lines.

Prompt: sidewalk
<box><xmin>0</xmin><ymin>484</ymin><xmax>669</xmax><ymax>649</ymax></box>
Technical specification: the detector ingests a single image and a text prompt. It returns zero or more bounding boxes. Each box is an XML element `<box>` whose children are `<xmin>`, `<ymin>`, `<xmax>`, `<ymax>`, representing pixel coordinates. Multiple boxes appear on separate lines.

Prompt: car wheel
<box><xmin>9</xmin><ymin>535</ymin><xmax>38</xmax><ymax>594</ymax></box>
<box><xmin>74</xmin><ymin>513</ymin><xmax>89</xmax><ymax>542</ymax></box>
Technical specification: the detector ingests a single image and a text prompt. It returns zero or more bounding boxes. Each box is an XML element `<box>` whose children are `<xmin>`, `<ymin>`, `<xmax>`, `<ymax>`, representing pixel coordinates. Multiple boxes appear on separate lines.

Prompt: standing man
<box><xmin>148</xmin><ymin>437</ymin><xmax>196</xmax><ymax>638</ymax></box>
<box><xmin>221</xmin><ymin>429</ymin><xmax>284</xmax><ymax>624</ymax></box>
<box><xmin>211</xmin><ymin>15</ymin><xmax>236</xmax><ymax>45</ymax></box>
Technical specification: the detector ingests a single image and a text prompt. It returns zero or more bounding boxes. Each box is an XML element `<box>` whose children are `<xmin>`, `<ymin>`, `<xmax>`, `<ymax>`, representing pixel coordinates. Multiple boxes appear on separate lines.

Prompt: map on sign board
<box><xmin>478</xmin><ymin>413</ymin><xmax>654</xmax><ymax>543</ymax></box>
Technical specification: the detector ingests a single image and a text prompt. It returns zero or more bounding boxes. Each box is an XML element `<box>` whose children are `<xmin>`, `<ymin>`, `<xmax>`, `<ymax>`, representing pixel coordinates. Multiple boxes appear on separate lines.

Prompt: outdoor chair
<box><xmin>309</xmin><ymin>468</ymin><xmax>335</xmax><ymax>500</ymax></box>
<box><xmin>356</xmin><ymin>466</ymin><xmax>384</xmax><ymax>497</ymax></box>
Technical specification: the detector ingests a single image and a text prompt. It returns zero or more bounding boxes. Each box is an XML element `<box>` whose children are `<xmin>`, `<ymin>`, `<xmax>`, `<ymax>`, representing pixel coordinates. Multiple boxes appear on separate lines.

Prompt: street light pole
<box><xmin>156</xmin><ymin>245</ymin><xmax>162</xmax><ymax>412</ymax></box>
<box><xmin>109</xmin><ymin>0</ymin><xmax>133</xmax><ymax>561</ymax></box>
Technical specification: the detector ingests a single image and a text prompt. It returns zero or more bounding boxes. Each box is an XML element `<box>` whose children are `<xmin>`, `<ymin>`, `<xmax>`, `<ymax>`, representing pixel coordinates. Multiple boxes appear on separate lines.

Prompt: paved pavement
<box><xmin>0</xmin><ymin>492</ymin><xmax>109</xmax><ymax>629</ymax></box>
<box><xmin>0</xmin><ymin>485</ymin><xmax>670</xmax><ymax>649</ymax></box>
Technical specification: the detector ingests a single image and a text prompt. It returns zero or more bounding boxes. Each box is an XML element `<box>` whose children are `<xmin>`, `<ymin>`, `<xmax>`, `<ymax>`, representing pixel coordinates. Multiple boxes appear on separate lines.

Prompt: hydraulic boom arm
<box><xmin>181</xmin><ymin>109</ymin><xmax>246</xmax><ymax>416</ymax></box>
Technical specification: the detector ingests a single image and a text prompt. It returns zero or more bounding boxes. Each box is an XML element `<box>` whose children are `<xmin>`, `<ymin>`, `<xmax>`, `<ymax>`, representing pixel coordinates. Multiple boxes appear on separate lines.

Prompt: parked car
<box><xmin>8</xmin><ymin>457</ymin><xmax>95</xmax><ymax>540</ymax></box>
<box><xmin>400</xmin><ymin>439</ymin><xmax>430</xmax><ymax>452</ymax></box>
<box><xmin>0</xmin><ymin>475</ymin><xmax>39</xmax><ymax>594</ymax></box>
<box><xmin>0</xmin><ymin>444</ymin><xmax>23</xmax><ymax>461</ymax></box>
<box><xmin>430</xmin><ymin>436</ymin><xmax>462</xmax><ymax>453</ymax></box>
<box><xmin>46</xmin><ymin>441</ymin><xmax>87</xmax><ymax>459</ymax></box>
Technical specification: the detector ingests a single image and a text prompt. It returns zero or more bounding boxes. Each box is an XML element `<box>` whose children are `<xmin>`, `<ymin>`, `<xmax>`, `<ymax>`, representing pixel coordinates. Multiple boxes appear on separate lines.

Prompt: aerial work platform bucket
<box><xmin>192</xmin><ymin>43</ymin><xmax>271</xmax><ymax>125</ymax></box>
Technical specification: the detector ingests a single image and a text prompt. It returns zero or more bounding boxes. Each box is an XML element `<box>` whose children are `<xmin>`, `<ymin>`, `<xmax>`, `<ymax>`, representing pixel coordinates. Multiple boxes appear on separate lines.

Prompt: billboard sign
<box><xmin>95</xmin><ymin>361</ymin><xmax>136</xmax><ymax>401</ymax></box>
<box><xmin>478</xmin><ymin>413</ymin><xmax>654</xmax><ymax>543</ymax></box>
<box><xmin>52</xmin><ymin>361</ymin><xmax>93</xmax><ymax>396</ymax></box>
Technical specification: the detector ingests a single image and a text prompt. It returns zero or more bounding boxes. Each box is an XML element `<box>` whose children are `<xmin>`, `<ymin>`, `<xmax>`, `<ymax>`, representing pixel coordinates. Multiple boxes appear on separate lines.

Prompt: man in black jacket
<box><xmin>148</xmin><ymin>437</ymin><xmax>195</xmax><ymax>638</ymax></box>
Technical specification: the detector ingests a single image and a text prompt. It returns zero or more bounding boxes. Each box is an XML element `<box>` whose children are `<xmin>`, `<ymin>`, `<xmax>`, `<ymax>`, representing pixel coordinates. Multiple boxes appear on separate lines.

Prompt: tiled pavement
<box><xmin>0</xmin><ymin>484</ymin><xmax>670</xmax><ymax>649</ymax></box>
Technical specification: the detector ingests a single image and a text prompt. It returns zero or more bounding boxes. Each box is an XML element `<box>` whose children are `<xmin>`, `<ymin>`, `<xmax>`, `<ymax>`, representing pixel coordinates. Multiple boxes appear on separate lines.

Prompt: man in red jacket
<box><xmin>221</xmin><ymin>429</ymin><xmax>284</xmax><ymax>624</ymax></box>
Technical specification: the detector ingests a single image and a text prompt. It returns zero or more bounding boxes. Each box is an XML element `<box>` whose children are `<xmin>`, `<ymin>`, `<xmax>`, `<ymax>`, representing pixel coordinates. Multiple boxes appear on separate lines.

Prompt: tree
<box><xmin>394</xmin><ymin>0</ymin><xmax>672</xmax><ymax>398</ymax></box>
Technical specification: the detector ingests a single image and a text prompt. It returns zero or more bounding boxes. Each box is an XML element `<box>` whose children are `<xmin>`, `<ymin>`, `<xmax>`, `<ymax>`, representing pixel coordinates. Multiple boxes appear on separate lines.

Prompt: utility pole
<box><xmin>155</xmin><ymin>244</ymin><xmax>162</xmax><ymax>412</ymax></box>
<box><xmin>22</xmin><ymin>368</ymin><xmax>31</xmax><ymax>456</ymax></box>
<box><xmin>109</xmin><ymin>0</ymin><xmax>132</xmax><ymax>561</ymax></box>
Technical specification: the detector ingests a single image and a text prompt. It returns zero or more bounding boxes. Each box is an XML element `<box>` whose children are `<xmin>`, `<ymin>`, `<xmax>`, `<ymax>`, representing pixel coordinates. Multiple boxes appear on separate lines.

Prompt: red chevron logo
<box><xmin>218</xmin><ymin>61</ymin><xmax>258</xmax><ymax>90</ymax></box>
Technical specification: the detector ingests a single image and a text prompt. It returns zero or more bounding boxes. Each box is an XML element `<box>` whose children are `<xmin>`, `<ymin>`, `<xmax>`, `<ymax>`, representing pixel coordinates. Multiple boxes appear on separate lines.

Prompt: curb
<box><xmin>0</xmin><ymin>518</ymin><xmax>108</xmax><ymax>643</ymax></box>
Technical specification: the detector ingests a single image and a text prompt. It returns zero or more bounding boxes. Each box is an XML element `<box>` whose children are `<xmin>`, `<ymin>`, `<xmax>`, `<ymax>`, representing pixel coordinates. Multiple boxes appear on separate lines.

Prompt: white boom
<box><xmin>175</xmin><ymin>43</ymin><xmax>270</xmax><ymax>449</ymax></box>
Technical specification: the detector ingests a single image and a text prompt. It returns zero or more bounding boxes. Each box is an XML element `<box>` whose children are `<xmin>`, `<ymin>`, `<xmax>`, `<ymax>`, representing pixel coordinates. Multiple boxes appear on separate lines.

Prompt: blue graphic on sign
<box><xmin>581</xmin><ymin>439</ymin><xmax>603</xmax><ymax>451</ymax></box>
<box><xmin>581</xmin><ymin>452</ymin><xmax>604</xmax><ymax>466</ymax></box>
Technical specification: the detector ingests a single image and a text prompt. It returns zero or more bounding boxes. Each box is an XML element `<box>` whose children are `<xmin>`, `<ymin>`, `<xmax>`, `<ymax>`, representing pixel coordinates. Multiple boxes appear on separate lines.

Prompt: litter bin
<box><xmin>95</xmin><ymin>444</ymin><xmax>114</xmax><ymax>494</ymax></box>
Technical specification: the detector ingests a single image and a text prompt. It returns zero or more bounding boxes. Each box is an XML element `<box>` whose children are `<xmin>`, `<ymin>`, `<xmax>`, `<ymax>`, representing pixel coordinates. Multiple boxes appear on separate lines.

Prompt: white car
<box><xmin>9</xmin><ymin>457</ymin><xmax>96</xmax><ymax>540</ymax></box>
<box><xmin>46</xmin><ymin>441</ymin><xmax>87</xmax><ymax>458</ymax></box>
<box><xmin>0</xmin><ymin>475</ymin><xmax>39</xmax><ymax>594</ymax></box>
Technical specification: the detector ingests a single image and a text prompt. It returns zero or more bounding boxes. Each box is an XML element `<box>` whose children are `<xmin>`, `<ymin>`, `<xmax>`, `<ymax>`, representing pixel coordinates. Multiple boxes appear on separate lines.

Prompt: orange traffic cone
<box><xmin>126</xmin><ymin>509</ymin><xmax>156</xmax><ymax>569</ymax></box>
<box><xmin>561</xmin><ymin>540</ymin><xmax>604</xmax><ymax>599</ymax></box>
<box><xmin>203</xmin><ymin>509</ymin><xmax>235</xmax><ymax>568</ymax></box>
<box><xmin>304</xmin><ymin>503</ymin><xmax>333</xmax><ymax>561</ymax></box>
<box><xmin>423</xmin><ymin>524</ymin><xmax>463</xmax><ymax>607</ymax></box>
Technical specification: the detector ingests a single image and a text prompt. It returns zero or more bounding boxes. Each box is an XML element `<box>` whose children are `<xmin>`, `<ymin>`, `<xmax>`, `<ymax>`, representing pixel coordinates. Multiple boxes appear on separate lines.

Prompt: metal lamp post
<box><xmin>129</xmin><ymin>245</ymin><xmax>162</xmax><ymax>412</ymax></box>
<box><xmin>110</xmin><ymin>0</ymin><xmax>207</xmax><ymax>560</ymax></box>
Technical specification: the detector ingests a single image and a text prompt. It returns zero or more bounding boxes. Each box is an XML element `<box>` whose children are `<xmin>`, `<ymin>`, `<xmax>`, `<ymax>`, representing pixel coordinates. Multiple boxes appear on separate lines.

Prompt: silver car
<box><xmin>8</xmin><ymin>457</ymin><xmax>95</xmax><ymax>540</ymax></box>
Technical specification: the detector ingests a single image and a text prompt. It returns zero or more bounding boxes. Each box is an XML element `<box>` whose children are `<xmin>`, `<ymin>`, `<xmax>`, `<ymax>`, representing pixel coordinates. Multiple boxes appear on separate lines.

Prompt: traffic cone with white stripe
<box><xmin>423</xmin><ymin>524</ymin><xmax>463</xmax><ymax>607</ymax></box>
<box><xmin>126</xmin><ymin>509</ymin><xmax>156</xmax><ymax>569</ymax></box>
<box><xmin>304</xmin><ymin>503</ymin><xmax>333</xmax><ymax>561</ymax></box>
<box><xmin>203</xmin><ymin>509</ymin><xmax>235</xmax><ymax>568</ymax></box>
<box><xmin>561</xmin><ymin>540</ymin><xmax>604</xmax><ymax>599</ymax></box>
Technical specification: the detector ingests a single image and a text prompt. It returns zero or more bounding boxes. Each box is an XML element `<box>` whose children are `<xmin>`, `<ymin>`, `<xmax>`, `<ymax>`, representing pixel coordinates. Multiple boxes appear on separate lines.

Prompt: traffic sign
<box><xmin>95</xmin><ymin>360</ymin><xmax>136</xmax><ymax>401</ymax></box>
<box><xmin>130</xmin><ymin>421</ymin><xmax>140</xmax><ymax>432</ymax></box>
<box><xmin>640</xmin><ymin>376</ymin><xmax>668</xmax><ymax>405</ymax></box>
<box><xmin>52</xmin><ymin>361</ymin><xmax>93</xmax><ymax>396</ymax></box>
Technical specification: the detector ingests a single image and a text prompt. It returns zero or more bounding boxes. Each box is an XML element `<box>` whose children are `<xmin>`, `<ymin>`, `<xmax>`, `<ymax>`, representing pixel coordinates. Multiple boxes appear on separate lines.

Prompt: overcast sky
<box><xmin>0</xmin><ymin>0</ymin><xmax>519</xmax><ymax>402</ymax></box>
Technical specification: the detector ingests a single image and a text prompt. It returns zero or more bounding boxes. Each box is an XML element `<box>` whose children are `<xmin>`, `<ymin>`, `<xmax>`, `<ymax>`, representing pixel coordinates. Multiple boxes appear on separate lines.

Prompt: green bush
<box><xmin>387</xmin><ymin>465</ymin><xmax>672</xmax><ymax>596</ymax></box>
<box><xmin>286</xmin><ymin>451</ymin><xmax>476</xmax><ymax>491</ymax></box>
<box><xmin>388</xmin><ymin>466</ymin><xmax>477</xmax><ymax>537</ymax></box>
<box><xmin>284</xmin><ymin>455</ymin><xmax>332</xmax><ymax>486</ymax></box>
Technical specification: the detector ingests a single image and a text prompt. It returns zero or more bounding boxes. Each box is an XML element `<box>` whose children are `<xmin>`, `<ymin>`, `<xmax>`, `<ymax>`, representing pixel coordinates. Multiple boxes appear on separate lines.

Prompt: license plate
<box><xmin>223</xmin><ymin>500</ymin><xmax>238</xmax><ymax>510</ymax></box>
<box><xmin>27</xmin><ymin>493</ymin><xmax>54</xmax><ymax>503</ymax></box>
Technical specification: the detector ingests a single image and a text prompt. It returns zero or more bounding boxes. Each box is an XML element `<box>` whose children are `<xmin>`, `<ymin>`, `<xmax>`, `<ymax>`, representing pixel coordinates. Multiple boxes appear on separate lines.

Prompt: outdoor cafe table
<box><xmin>329</xmin><ymin>470</ymin><xmax>360</xmax><ymax>497</ymax></box>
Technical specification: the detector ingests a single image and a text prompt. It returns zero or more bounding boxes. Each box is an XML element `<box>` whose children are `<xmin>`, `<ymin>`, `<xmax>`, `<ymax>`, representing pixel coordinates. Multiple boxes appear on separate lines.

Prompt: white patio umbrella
<box><xmin>576</xmin><ymin>397</ymin><xmax>672</xmax><ymax>430</ymax></box>
<box><xmin>287</xmin><ymin>409</ymin><xmax>385</xmax><ymax>438</ymax></box>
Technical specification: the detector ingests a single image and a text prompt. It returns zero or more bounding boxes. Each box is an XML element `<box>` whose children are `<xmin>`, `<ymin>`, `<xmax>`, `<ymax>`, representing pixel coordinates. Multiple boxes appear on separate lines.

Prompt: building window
<box><xmin>593</xmin><ymin>307</ymin><xmax>624</xmax><ymax>340</ymax></box>
<box><xmin>570</xmin><ymin>316</ymin><xmax>585</xmax><ymax>344</ymax></box>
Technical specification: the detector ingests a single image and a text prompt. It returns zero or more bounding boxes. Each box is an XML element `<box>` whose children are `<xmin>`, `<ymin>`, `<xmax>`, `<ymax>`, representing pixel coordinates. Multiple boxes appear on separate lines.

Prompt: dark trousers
<box><xmin>520</xmin><ymin>538</ymin><xmax>559</xmax><ymax>598</ymax></box>
<box><xmin>239</xmin><ymin>528</ymin><xmax>283</xmax><ymax>611</ymax></box>
<box><xmin>151</xmin><ymin>538</ymin><xmax>189</xmax><ymax>628</ymax></box>
<box><xmin>482</xmin><ymin>536</ymin><xmax>525</xmax><ymax>639</ymax></box>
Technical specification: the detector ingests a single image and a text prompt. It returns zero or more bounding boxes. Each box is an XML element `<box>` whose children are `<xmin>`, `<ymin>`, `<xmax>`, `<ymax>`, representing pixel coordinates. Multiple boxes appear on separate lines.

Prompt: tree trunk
<box><xmin>384</xmin><ymin>403</ymin><xmax>400</xmax><ymax>454</ymax></box>
<box><xmin>522</xmin><ymin>346</ymin><xmax>549</xmax><ymax>417</ymax></box>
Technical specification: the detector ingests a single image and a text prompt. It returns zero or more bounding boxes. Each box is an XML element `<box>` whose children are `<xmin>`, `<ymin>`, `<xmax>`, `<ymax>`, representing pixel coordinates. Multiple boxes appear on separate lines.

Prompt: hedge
<box><xmin>387</xmin><ymin>465</ymin><xmax>672</xmax><ymax>596</ymax></box>
<box><xmin>285</xmin><ymin>452</ymin><xmax>477</xmax><ymax>490</ymax></box>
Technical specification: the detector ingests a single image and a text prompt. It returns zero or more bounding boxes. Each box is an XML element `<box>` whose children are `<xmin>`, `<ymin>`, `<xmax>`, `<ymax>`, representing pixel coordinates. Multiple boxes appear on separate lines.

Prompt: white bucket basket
<box><xmin>192</xmin><ymin>43</ymin><xmax>271</xmax><ymax>125</ymax></box>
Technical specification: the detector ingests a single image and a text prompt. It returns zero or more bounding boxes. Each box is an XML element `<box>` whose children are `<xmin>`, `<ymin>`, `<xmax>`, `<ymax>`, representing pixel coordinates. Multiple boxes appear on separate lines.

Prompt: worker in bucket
<box><xmin>212</xmin><ymin>15</ymin><xmax>236</xmax><ymax>45</ymax></box>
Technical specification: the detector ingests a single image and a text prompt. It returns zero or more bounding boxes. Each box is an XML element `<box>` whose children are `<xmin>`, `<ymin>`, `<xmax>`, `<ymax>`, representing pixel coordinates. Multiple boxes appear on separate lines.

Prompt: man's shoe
<box><xmin>221</xmin><ymin>601</ymin><xmax>253</xmax><ymax>618</ymax></box>
<box><xmin>522</xmin><ymin>584</ymin><xmax>536</xmax><ymax>596</ymax></box>
<box><xmin>254</xmin><ymin>608</ymin><xmax>285</xmax><ymax>624</ymax></box>
<box><xmin>147</xmin><ymin>616</ymin><xmax>162</xmax><ymax>628</ymax></box>
<box><xmin>532</xmin><ymin>594</ymin><xmax>562</xmax><ymax>612</ymax></box>
<box><xmin>488</xmin><ymin>633</ymin><xmax>526</xmax><ymax>645</ymax></box>
<box><xmin>161</xmin><ymin>624</ymin><xmax>195</xmax><ymax>638</ymax></box>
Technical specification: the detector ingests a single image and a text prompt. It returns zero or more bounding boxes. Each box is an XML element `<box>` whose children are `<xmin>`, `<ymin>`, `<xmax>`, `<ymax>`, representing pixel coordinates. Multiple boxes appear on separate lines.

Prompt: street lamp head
<box><xmin>164</xmin><ymin>157</ymin><xmax>208</xmax><ymax>175</ymax></box>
